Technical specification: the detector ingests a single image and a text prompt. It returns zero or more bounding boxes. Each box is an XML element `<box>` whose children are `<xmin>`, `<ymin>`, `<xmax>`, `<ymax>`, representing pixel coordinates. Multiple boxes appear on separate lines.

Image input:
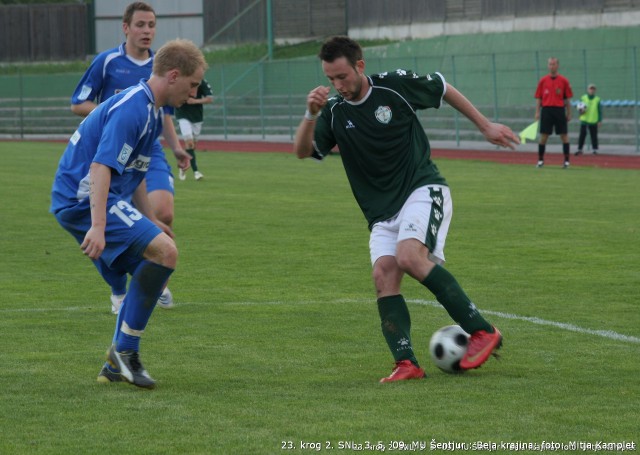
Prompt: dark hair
<box><xmin>319</xmin><ymin>36</ymin><xmax>363</xmax><ymax>68</ymax></box>
<box><xmin>123</xmin><ymin>2</ymin><xmax>155</xmax><ymax>25</ymax></box>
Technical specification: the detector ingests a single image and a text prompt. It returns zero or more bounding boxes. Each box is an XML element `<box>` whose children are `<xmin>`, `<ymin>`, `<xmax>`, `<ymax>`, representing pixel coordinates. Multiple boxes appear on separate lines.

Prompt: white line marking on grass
<box><xmin>4</xmin><ymin>299</ymin><xmax>639</xmax><ymax>344</ymax></box>
<box><xmin>1</xmin><ymin>306</ymin><xmax>90</xmax><ymax>313</ymax></box>
<box><xmin>410</xmin><ymin>299</ymin><xmax>640</xmax><ymax>344</ymax></box>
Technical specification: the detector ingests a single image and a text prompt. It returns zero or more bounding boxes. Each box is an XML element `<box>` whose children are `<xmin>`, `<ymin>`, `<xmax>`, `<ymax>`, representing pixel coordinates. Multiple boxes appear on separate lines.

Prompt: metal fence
<box><xmin>346</xmin><ymin>0</ymin><xmax>637</xmax><ymax>27</ymax></box>
<box><xmin>200</xmin><ymin>47</ymin><xmax>640</xmax><ymax>149</ymax></box>
<box><xmin>1</xmin><ymin>46</ymin><xmax>639</xmax><ymax>150</ymax></box>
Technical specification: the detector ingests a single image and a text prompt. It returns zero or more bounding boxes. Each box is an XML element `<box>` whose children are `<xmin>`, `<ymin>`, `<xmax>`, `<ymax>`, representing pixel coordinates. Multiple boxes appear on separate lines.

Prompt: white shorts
<box><xmin>369</xmin><ymin>185</ymin><xmax>452</xmax><ymax>266</ymax></box>
<box><xmin>177</xmin><ymin>119</ymin><xmax>203</xmax><ymax>141</ymax></box>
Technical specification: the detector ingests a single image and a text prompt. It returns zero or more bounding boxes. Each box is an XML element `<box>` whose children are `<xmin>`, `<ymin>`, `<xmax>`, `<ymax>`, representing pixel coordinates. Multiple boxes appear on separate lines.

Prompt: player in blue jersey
<box><xmin>294</xmin><ymin>36</ymin><xmax>520</xmax><ymax>382</ymax></box>
<box><xmin>52</xmin><ymin>38</ymin><xmax>207</xmax><ymax>388</ymax></box>
<box><xmin>70</xmin><ymin>1</ymin><xmax>187</xmax><ymax>313</ymax></box>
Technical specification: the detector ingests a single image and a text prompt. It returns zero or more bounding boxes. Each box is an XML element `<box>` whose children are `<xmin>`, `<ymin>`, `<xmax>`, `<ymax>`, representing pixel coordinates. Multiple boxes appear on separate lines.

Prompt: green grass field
<box><xmin>1</xmin><ymin>142</ymin><xmax>638</xmax><ymax>454</ymax></box>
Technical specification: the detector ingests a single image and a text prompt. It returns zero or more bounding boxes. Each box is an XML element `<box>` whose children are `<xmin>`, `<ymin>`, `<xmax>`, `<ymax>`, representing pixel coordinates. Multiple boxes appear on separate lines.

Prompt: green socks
<box><xmin>377</xmin><ymin>265</ymin><xmax>493</xmax><ymax>365</ymax></box>
<box><xmin>377</xmin><ymin>295</ymin><xmax>418</xmax><ymax>366</ymax></box>
<box><xmin>187</xmin><ymin>149</ymin><xmax>198</xmax><ymax>171</ymax></box>
<box><xmin>421</xmin><ymin>264</ymin><xmax>492</xmax><ymax>334</ymax></box>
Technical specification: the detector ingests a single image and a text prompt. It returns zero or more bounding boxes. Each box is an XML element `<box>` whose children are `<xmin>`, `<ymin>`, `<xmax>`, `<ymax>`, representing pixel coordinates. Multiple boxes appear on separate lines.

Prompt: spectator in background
<box><xmin>534</xmin><ymin>57</ymin><xmax>573</xmax><ymax>169</ymax></box>
<box><xmin>175</xmin><ymin>79</ymin><xmax>214</xmax><ymax>181</ymax></box>
<box><xmin>575</xmin><ymin>84</ymin><xmax>602</xmax><ymax>155</ymax></box>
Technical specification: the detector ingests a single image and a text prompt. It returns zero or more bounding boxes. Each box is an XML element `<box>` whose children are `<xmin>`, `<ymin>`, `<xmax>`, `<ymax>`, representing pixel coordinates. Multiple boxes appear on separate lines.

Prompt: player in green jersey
<box><xmin>175</xmin><ymin>79</ymin><xmax>213</xmax><ymax>181</ymax></box>
<box><xmin>293</xmin><ymin>36</ymin><xmax>520</xmax><ymax>382</ymax></box>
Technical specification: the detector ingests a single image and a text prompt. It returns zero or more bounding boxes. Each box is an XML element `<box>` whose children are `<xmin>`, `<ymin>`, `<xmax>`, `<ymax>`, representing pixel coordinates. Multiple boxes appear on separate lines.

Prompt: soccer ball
<box><xmin>577</xmin><ymin>101</ymin><xmax>587</xmax><ymax>114</ymax></box>
<box><xmin>429</xmin><ymin>325</ymin><xmax>470</xmax><ymax>374</ymax></box>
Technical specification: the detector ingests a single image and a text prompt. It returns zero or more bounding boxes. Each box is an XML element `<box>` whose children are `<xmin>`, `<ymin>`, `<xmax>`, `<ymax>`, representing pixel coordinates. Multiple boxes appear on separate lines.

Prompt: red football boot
<box><xmin>379</xmin><ymin>360</ymin><xmax>425</xmax><ymax>383</ymax></box>
<box><xmin>460</xmin><ymin>326</ymin><xmax>502</xmax><ymax>370</ymax></box>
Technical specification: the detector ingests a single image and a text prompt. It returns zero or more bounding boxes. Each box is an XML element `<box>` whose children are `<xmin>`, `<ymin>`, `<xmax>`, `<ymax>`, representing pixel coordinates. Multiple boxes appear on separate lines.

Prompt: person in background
<box><xmin>575</xmin><ymin>84</ymin><xmax>602</xmax><ymax>155</ymax></box>
<box><xmin>52</xmin><ymin>39</ymin><xmax>207</xmax><ymax>388</ymax></box>
<box><xmin>294</xmin><ymin>36</ymin><xmax>519</xmax><ymax>383</ymax></box>
<box><xmin>175</xmin><ymin>79</ymin><xmax>214</xmax><ymax>181</ymax></box>
<box><xmin>534</xmin><ymin>57</ymin><xmax>573</xmax><ymax>169</ymax></box>
<box><xmin>70</xmin><ymin>1</ymin><xmax>188</xmax><ymax>312</ymax></box>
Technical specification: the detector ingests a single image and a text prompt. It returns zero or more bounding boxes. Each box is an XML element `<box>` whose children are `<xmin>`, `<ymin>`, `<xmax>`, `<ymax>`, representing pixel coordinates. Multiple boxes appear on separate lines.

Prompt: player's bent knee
<box><xmin>395</xmin><ymin>250</ymin><xmax>420</xmax><ymax>274</ymax></box>
<box><xmin>144</xmin><ymin>233</ymin><xmax>178</xmax><ymax>269</ymax></box>
<box><xmin>151</xmin><ymin>200</ymin><xmax>174</xmax><ymax>226</ymax></box>
<box><xmin>372</xmin><ymin>257</ymin><xmax>403</xmax><ymax>296</ymax></box>
<box><xmin>148</xmin><ymin>190</ymin><xmax>175</xmax><ymax>226</ymax></box>
<box><xmin>395</xmin><ymin>240</ymin><xmax>429</xmax><ymax>276</ymax></box>
<box><xmin>372</xmin><ymin>256</ymin><xmax>395</xmax><ymax>280</ymax></box>
<box><xmin>371</xmin><ymin>266</ymin><xmax>385</xmax><ymax>288</ymax></box>
<box><xmin>155</xmin><ymin>208</ymin><xmax>174</xmax><ymax>227</ymax></box>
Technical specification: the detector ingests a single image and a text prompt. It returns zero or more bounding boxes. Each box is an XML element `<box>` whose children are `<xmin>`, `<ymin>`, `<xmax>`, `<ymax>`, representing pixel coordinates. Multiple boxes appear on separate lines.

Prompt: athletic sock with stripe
<box><xmin>377</xmin><ymin>294</ymin><xmax>419</xmax><ymax>366</ymax></box>
<box><xmin>420</xmin><ymin>264</ymin><xmax>493</xmax><ymax>334</ymax></box>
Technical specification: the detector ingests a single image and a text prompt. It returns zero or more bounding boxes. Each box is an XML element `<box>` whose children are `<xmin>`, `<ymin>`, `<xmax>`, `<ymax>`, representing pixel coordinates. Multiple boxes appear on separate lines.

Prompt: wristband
<box><xmin>304</xmin><ymin>109</ymin><xmax>319</xmax><ymax>121</ymax></box>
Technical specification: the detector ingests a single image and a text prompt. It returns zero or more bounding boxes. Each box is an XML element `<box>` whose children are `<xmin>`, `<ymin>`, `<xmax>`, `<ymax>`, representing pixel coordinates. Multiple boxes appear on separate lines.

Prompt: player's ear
<box><xmin>167</xmin><ymin>69</ymin><xmax>180</xmax><ymax>84</ymax></box>
<box><xmin>356</xmin><ymin>59</ymin><xmax>365</xmax><ymax>75</ymax></box>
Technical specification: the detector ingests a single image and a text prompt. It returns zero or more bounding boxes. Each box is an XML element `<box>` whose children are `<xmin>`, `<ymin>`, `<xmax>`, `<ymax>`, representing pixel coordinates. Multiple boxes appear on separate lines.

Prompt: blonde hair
<box><xmin>153</xmin><ymin>39</ymin><xmax>208</xmax><ymax>77</ymax></box>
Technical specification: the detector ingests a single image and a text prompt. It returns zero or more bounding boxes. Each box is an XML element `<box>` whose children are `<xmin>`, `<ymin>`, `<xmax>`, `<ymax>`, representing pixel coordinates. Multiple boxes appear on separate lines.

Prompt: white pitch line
<box><xmin>410</xmin><ymin>299</ymin><xmax>640</xmax><ymax>344</ymax></box>
<box><xmin>3</xmin><ymin>299</ymin><xmax>639</xmax><ymax>345</ymax></box>
<box><xmin>0</xmin><ymin>306</ymin><xmax>91</xmax><ymax>313</ymax></box>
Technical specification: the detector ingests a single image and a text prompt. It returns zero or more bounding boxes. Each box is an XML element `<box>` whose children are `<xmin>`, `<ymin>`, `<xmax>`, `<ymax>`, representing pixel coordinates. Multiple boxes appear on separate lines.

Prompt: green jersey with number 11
<box><xmin>312</xmin><ymin>69</ymin><xmax>448</xmax><ymax>229</ymax></box>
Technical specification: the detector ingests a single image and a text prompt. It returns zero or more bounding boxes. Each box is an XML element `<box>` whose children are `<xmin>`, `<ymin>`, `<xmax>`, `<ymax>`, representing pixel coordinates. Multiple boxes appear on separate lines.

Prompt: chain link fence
<box><xmin>1</xmin><ymin>46</ymin><xmax>639</xmax><ymax>151</ymax></box>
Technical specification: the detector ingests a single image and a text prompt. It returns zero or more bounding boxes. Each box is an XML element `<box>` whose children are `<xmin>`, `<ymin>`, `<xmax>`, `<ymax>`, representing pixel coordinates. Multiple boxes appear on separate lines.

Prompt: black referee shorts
<box><xmin>540</xmin><ymin>106</ymin><xmax>568</xmax><ymax>135</ymax></box>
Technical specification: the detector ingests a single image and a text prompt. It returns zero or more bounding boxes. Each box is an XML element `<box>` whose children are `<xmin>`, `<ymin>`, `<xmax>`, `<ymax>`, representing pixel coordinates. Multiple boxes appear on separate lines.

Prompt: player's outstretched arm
<box><xmin>70</xmin><ymin>101</ymin><xmax>98</xmax><ymax>118</ymax></box>
<box><xmin>293</xmin><ymin>86</ymin><xmax>330</xmax><ymax>158</ymax></box>
<box><xmin>444</xmin><ymin>83</ymin><xmax>520</xmax><ymax>150</ymax></box>
<box><xmin>196</xmin><ymin>95</ymin><xmax>213</xmax><ymax>105</ymax></box>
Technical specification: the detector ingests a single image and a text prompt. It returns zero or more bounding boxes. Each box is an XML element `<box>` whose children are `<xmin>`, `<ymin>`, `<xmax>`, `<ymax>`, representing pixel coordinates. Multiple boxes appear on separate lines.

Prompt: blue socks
<box><xmin>113</xmin><ymin>260</ymin><xmax>174</xmax><ymax>353</ymax></box>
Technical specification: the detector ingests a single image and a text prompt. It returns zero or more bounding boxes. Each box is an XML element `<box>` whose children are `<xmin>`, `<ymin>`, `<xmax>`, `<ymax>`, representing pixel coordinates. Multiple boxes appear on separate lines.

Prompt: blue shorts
<box><xmin>54</xmin><ymin>196</ymin><xmax>162</xmax><ymax>275</ymax></box>
<box><xmin>146</xmin><ymin>141</ymin><xmax>174</xmax><ymax>194</ymax></box>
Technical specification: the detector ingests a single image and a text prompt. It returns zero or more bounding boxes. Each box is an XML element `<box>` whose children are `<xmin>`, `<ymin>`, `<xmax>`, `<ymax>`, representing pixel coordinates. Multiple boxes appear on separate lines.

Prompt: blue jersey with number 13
<box><xmin>51</xmin><ymin>80</ymin><xmax>165</xmax><ymax>214</ymax></box>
